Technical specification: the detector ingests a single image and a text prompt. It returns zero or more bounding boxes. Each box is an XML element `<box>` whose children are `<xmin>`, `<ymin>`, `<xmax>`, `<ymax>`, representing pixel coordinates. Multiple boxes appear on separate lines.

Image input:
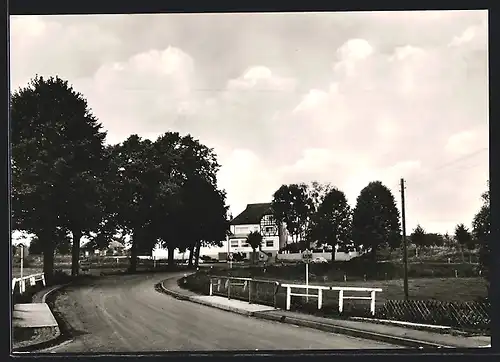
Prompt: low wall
<box><xmin>276</xmin><ymin>251</ymin><xmax>360</xmax><ymax>262</ymax></box>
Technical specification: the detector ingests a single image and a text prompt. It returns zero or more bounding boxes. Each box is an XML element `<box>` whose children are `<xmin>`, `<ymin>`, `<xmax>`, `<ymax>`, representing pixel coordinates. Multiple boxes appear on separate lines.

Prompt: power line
<box><xmin>407</xmin><ymin>147</ymin><xmax>488</xmax><ymax>187</ymax></box>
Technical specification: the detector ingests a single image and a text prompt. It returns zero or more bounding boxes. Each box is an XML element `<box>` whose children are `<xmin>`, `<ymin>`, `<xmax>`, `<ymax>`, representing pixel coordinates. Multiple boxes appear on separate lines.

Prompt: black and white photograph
<box><xmin>10</xmin><ymin>9</ymin><xmax>491</xmax><ymax>353</ymax></box>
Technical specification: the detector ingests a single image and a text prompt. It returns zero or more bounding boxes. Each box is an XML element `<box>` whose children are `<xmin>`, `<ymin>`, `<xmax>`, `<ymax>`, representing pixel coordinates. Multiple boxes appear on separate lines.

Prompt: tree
<box><xmin>11</xmin><ymin>76</ymin><xmax>107</xmax><ymax>280</ymax></box>
<box><xmin>246</xmin><ymin>231</ymin><xmax>263</xmax><ymax>263</ymax></box>
<box><xmin>303</xmin><ymin>181</ymin><xmax>333</xmax><ymax>245</ymax></box>
<box><xmin>410</xmin><ymin>224</ymin><xmax>427</xmax><ymax>250</ymax></box>
<box><xmin>152</xmin><ymin>133</ymin><xmax>228</xmax><ymax>268</ymax></box>
<box><xmin>442</xmin><ymin>233</ymin><xmax>455</xmax><ymax>249</ymax></box>
<box><xmin>473</xmin><ymin>182</ymin><xmax>490</xmax><ymax>284</ymax></box>
<box><xmin>426</xmin><ymin>233</ymin><xmax>445</xmax><ymax>248</ymax></box>
<box><xmin>271</xmin><ymin>183</ymin><xmax>313</xmax><ymax>244</ymax></box>
<box><xmin>310</xmin><ymin>187</ymin><xmax>352</xmax><ymax>259</ymax></box>
<box><xmin>455</xmin><ymin>223</ymin><xmax>472</xmax><ymax>262</ymax></box>
<box><xmin>27</xmin><ymin>228</ymin><xmax>71</xmax><ymax>255</ymax></box>
<box><xmin>107</xmin><ymin>135</ymin><xmax>180</xmax><ymax>272</ymax></box>
<box><xmin>352</xmin><ymin>181</ymin><xmax>401</xmax><ymax>261</ymax></box>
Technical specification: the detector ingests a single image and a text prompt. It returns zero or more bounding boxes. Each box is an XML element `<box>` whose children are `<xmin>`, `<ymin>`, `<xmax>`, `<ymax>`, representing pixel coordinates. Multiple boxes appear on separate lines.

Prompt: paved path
<box><xmin>47</xmin><ymin>272</ymin><xmax>398</xmax><ymax>352</ymax></box>
<box><xmin>13</xmin><ymin>304</ymin><xmax>58</xmax><ymax>328</ymax></box>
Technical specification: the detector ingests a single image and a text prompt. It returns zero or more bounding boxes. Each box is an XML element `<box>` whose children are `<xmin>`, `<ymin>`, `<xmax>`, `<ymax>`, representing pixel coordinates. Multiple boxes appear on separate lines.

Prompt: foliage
<box><xmin>271</xmin><ymin>183</ymin><xmax>314</xmax><ymax>243</ymax></box>
<box><xmin>246</xmin><ymin>230</ymin><xmax>263</xmax><ymax>252</ymax></box>
<box><xmin>310</xmin><ymin>187</ymin><xmax>352</xmax><ymax>250</ymax></box>
<box><xmin>455</xmin><ymin>223</ymin><xmax>473</xmax><ymax>251</ymax></box>
<box><xmin>472</xmin><ymin>182</ymin><xmax>490</xmax><ymax>284</ymax></box>
<box><xmin>410</xmin><ymin>224</ymin><xmax>427</xmax><ymax>248</ymax></box>
<box><xmin>351</xmin><ymin>181</ymin><xmax>402</xmax><ymax>259</ymax></box>
<box><xmin>11</xmin><ymin>76</ymin><xmax>107</xmax><ymax>279</ymax></box>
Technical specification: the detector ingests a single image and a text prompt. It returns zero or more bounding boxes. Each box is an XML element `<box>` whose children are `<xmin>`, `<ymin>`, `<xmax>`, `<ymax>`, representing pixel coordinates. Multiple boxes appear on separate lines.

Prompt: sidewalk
<box><xmin>160</xmin><ymin>277</ymin><xmax>491</xmax><ymax>349</ymax></box>
<box><xmin>13</xmin><ymin>303</ymin><xmax>58</xmax><ymax>328</ymax></box>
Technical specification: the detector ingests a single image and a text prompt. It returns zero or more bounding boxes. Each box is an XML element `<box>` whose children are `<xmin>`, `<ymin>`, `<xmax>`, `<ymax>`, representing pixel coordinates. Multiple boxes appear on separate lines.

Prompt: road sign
<box><xmin>302</xmin><ymin>249</ymin><xmax>313</xmax><ymax>263</ymax></box>
<box><xmin>228</xmin><ymin>252</ymin><xmax>234</xmax><ymax>261</ymax></box>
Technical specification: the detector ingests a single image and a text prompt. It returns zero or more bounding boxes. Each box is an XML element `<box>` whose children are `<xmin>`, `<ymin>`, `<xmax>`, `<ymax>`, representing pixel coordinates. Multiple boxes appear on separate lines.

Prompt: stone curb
<box><xmin>13</xmin><ymin>283</ymin><xmax>73</xmax><ymax>353</ymax></box>
<box><xmin>157</xmin><ymin>278</ymin><xmax>455</xmax><ymax>349</ymax></box>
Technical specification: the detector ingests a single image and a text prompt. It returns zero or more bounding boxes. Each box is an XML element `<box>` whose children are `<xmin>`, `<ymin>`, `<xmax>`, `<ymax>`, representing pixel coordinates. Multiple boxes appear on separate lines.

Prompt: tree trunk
<box><xmin>167</xmin><ymin>246</ymin><xmax>175</xmax><ymax>267</ymax></box>
<box><xmin>194</xmin><ymin>241</ymin><xmax>201</xmax><ymax>267</ymax></box>
<box><xmin>129</xmin><ymin>237</ymin><xmax>138</xmax><ymax>273</ymax></box>
<box><xmin>71</xmin><ymin>229</ymin><xmax>82</xmax><ymax>277</ymax></box>
<box><xmin>188</xmin><ymin>244</ymin><xmax>195</xmax><ymax>266</ymax></box>
<box><xmin>42</xmin><ymin>236</ymin><xmax>55</xmax><ymax>285</ymax></box>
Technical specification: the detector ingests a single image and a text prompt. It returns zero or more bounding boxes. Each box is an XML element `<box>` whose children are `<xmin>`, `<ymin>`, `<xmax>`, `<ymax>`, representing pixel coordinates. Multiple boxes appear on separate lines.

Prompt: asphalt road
<box><xmin>46</xmin><ymin>272</ymin><xmax>399</xmax><ymax>352</ymax></box>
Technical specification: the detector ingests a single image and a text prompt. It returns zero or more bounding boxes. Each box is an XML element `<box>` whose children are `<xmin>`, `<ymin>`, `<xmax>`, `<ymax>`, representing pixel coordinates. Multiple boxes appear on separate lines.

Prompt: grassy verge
<box><xmin>180</xmin><ymin>262</ymin><xmax>489</xmax><ymax>333</ymax></box>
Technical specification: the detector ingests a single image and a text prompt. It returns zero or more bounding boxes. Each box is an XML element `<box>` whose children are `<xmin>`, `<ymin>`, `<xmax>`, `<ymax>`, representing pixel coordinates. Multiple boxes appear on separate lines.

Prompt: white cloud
<box><xmin>227</xmin><ymin>65</ymin><xmax>296</xmax><ymax>92</ymax></box>
<box><xmin>445</xmin><ymin>130</ymin><xmax>478</xmax><ymax>155</ymax></box>
<box><xmin>10</xmin><ymin>12</ymin><xmax>489</xmax><ymax>235</ymax></box>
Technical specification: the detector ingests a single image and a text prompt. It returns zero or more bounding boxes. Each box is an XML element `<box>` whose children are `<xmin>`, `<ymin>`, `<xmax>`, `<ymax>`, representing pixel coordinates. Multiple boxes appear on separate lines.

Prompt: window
<box><xmin>241</xmin><ymin>242</ymin><xmax>250</xmax><ymax>247</ymax></box>
<box><xmin>264</xmin><ymin>226</ymin><xmax>274</xmax><ymax>233</ymax></box>
<box><xmin>235</xmin><ymin>226</ymin><xmax>248</xmax><ymax>234</ymax></box>
<box><xmin>230</xmin><ymin>240</ymin><xmax>239</xmax><ymax>248</ymax></box>
<box><xmin>266</xmin><ymin>240</ymin><xmax>274</xmax><ymax>248</ymax></box>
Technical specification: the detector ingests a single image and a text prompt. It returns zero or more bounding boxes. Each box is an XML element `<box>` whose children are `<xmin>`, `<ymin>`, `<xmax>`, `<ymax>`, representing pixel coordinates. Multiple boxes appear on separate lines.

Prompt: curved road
<box><xmin>47</xmin><ymin>272</ymin><xmax>398</xmax><ymax>352</ymax></box>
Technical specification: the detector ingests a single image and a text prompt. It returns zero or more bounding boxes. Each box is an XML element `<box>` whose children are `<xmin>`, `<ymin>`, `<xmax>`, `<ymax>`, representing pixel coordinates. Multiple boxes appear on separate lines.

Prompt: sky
<box><xmin>10</xmin><ymin>10</ymin><xmax>489</xmax><ymax>239</ymax></box>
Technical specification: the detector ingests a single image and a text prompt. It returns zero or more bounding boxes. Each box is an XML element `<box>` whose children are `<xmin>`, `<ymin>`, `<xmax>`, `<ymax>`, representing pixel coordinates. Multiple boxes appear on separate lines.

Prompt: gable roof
<box><xmin>230</xmin><ymin>203</ymin><xmax>272</xmax><ymax>225</ymax></box>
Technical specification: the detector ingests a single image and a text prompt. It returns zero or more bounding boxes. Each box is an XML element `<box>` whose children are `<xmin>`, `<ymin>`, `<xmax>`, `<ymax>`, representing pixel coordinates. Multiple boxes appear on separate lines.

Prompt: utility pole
<box><xmin>400</xmin><ymin>178</ymin><xmax>409</xmax><ymax>300</ymax></box>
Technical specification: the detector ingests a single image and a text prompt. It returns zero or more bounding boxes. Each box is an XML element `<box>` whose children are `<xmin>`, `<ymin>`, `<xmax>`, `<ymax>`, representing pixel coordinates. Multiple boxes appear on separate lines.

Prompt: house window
<box><xmin>230</xmin><ymin>240</ymin><xmax>239</xmax><ymax>248</ymax></box>
<box><xmin>241</xmin><ymin>242</ymin><xmax>250</xmax><ymax>247</ymax></box>
<box><xmin>235</xmin><ymin>226</ymin><xmax>248</xmax><ymax>234</ymax></box>
<box><xmin>266</xmin><ymin>240</ymin><xmax>274</xmax><ymax>248</ymax></box>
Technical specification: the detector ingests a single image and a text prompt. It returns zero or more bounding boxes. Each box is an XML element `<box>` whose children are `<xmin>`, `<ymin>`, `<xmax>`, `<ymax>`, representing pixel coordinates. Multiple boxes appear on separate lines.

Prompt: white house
<box><xmin>218</xmin><ymin>203</ymin><xmax>291</xmax><ymax>261</ymax></box>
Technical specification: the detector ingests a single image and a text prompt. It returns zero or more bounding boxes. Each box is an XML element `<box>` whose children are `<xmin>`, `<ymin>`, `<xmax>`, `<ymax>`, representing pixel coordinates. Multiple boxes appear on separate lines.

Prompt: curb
<box><xmin>156</xmin><ymin>279</ymin><xmax>253</xmax><ymax>318</ymax></box>
<box><xmin>252</xmin><ymin>312</ymin><xmax>450</xmax><ymax>349</ymax></box>
<box><xmin>158</xmin><ymin>278</ymin><xmax>454</xmax><ymax>350</ymax></box>
<box><xmin>13</xmin><ymin>283</ymin><xmax>73</xmax><ymax>353</ymax></box>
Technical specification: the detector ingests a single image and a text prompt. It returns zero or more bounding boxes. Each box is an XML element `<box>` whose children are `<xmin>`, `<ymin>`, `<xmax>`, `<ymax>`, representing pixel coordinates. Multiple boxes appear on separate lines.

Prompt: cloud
<box><xmin>10</xmin><ymin>11</ymin><xmax>488</xmax><ymax>235</ymax></box>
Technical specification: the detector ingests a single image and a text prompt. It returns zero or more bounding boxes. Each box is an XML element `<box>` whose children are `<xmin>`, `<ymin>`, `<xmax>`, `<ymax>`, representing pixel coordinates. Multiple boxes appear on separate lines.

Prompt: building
<box><xmin>218</xmin><ymin>203</ymin><xmax>290</xmax><ymax>261</ymax></box>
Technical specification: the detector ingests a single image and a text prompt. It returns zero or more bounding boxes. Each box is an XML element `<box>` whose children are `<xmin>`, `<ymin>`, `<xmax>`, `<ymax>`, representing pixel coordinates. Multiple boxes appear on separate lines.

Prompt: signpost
<box><xmin>20</xmin><ymin>244</ymin><xmax>24</xmax><ymax>281</ymax></box>
<box><xmin>228</xmin><ymin>252</ymin><xmax>233</xmax><ymax>269</ymax></box>
<box><xmin>302</xmin><ymin>249</ymin><xmax>313</xmax><ymax>302</ymax></box>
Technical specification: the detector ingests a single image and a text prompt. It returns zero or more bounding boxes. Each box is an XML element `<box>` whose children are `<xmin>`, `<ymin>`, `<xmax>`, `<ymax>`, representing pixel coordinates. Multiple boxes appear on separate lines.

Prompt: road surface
<box><xmin>46</xmin><ymin>272</ymin><xmax>399</xmax><ymax>352</ymax></box>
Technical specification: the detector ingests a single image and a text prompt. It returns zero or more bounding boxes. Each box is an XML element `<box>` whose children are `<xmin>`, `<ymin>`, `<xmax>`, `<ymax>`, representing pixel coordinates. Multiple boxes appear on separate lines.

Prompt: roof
<box><xmin>230</xmin><ymin>203</ymin><xmax>272</xmax><ymax>225</ymax></box>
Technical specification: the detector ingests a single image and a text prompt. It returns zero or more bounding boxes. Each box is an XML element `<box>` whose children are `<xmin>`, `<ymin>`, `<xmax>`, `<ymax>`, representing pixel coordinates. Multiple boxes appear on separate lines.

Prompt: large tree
<box><xmin>164</xmin><ymin>134</ymin><xmax>228</xmax><ymax>268</ymax></box>
<box><xmin>310</xmin><ymin>187</ymin><xmax>352</xmax><ymax>259</ymax></box>
<box><xmin>107</xmin><ymin>135</ymin><xmax>174</xmax><ymax>272</ymax></box>
<box><xmin>11</xmin><ymin>76</ymin><xmax>107</xmax><ymax>280</ymax></box>
<box><xmin>352</xmin><ymin>181</ymin><xmax>401</xmax><ymax>260</ymax></box>
<box><xmin>271</xmin><ymin>183</ymin><xmax>313</xmax><ymax>244</ymax></box>
<box><xmin>472</xmin><ymin>182</ymin><xmax>490</xmax><ymax>284</ymax></box>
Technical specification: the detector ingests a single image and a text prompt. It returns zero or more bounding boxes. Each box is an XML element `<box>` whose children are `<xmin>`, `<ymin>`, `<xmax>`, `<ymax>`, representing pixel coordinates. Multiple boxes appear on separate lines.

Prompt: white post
<box><xmin>209</xmin><ymin>280</ymin><xmax>213</xmax><ymax>296</ymax></box>
<box><xmin>338</xmin><ymin>289</ymin><xmax>344</xmax><ymax>313</ymax></box>
<box><xmin>370</xmin><ymin>290</ymin><xmax>376</xmax><ymax>316</ymax></box>
<box><xmin>20</xmin><ymin>245</ymin><xmax>24</xmax><ymax>280</ymax></box>
<box><xmin>41</xmin><ymin>274</ymin><xmax>46</xmax><ymax>286</ymax></box>
<box><xmin>286</xmin><ymin>286</ymin><xmax>291</xmax><ymax>310</ymax></box>
<box><xmin>153</xmin><ymin>255</ymin><xmax>156</xmax><ymax>269</ymax></box>
<box><xmin>318</xmin><ymin>289</ymin><xmax>323</xmax><ymax>310</ymax></box>
<box><xmin>305</xmin><ymin>262</ymin><xmax>309</xmax><ymax>303</ymax></box>
<box><xmin>20</xmin><ymin>279</ymin><xmax>26</xmax><ymax>294</ymax></box>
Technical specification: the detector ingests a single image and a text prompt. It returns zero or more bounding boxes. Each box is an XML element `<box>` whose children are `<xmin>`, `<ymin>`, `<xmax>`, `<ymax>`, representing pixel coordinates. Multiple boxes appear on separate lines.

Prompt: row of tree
<box><xmin>11</xmin><ymin>76</ymin><xmax>230</xmax><ymax>282</ymax></box>
<box><xmin>269</xmin><ymin>179</ymin><xmax>491</xmax><ymax>276</ymax></box>
<box><xmin>270</xmin><ymin>181</ymin><xmax>401</xmax><ymax>260</ymax></box>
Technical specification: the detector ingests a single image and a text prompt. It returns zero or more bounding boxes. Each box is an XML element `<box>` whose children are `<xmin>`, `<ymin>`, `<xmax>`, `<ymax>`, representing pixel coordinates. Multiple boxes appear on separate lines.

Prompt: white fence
<box><xmin>12</xmin><ymin>273</ymin><xmax>46</xmax><ymax>294</ymax></box>
<box><xmin>281</xmin><ymin>284</ymin><xmax>382</xmax><ymax>316</ymax></box>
